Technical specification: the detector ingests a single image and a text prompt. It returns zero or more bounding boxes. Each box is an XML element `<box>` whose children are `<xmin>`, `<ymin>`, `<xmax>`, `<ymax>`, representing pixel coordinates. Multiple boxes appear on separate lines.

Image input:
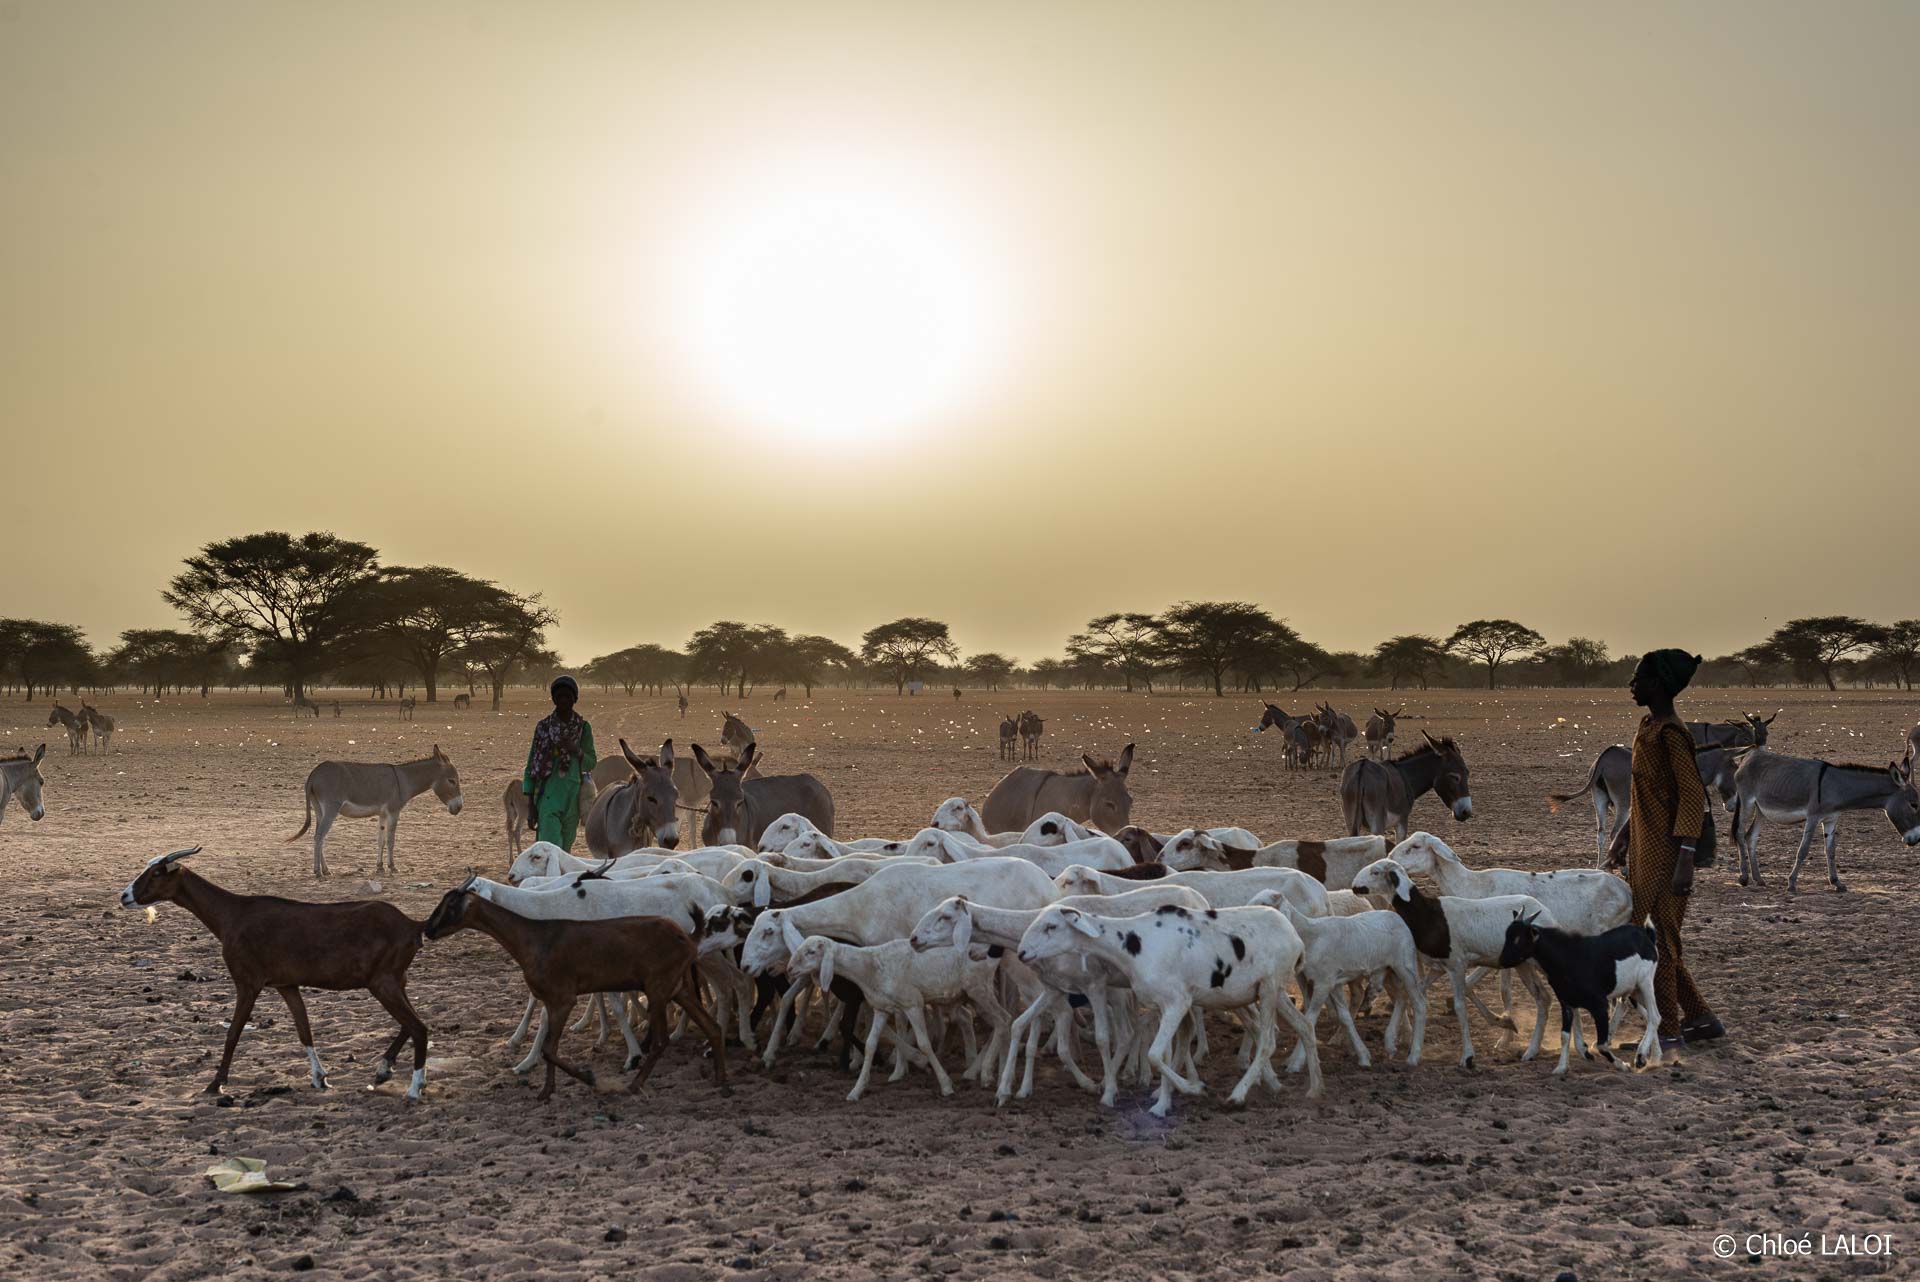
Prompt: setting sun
<box><xmin>672</xmin><ymin>169</ymin><xmax>1005</xmax><ymax>444</ymax></box>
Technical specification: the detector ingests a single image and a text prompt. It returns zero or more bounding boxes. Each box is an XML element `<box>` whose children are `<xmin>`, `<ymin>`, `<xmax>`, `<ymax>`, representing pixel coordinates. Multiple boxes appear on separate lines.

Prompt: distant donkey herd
<box><xmin>3</xmin><ymin>694</ymin><xmax>1917</xmax><ymax>896</ymax></box>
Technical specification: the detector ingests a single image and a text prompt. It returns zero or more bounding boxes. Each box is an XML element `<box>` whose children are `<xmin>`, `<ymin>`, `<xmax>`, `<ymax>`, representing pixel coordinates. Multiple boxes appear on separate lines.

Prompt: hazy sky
<box><xmin>5</xmin><ymin>2</ymin><xmax>1914</xmax><ymax>667</ymax></box>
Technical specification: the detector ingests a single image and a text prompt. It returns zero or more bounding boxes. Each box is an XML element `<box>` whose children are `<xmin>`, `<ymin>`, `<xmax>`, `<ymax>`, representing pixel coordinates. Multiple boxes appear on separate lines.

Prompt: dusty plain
<box><xmin>2</xmin><ymin>687</ymin><xmax>1916</xmax><ymax>1281</ymax></box>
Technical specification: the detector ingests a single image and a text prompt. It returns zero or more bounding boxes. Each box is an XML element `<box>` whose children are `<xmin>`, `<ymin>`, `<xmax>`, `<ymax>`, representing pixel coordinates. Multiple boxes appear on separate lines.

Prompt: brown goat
<box><xmin>119</xmin><ymin>848</ymin><xmax>430</xmax><ymax>1098</ymax></box>
<box><xmin>423</xmin><ymin>877</ymin><xmax>729</xmax><ymax>1101</ymax></box>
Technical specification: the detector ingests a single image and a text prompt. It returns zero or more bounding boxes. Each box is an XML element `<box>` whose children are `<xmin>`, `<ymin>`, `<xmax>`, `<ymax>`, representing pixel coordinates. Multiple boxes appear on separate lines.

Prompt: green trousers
<box><xmin>529</xmin><ymin>779</ymin><xmax>583</xmax><ymax>852</ymax></box>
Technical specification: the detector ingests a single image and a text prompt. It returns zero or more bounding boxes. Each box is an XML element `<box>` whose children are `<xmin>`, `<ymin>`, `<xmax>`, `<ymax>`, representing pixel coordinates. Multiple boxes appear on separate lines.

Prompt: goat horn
<box><xmin>162</xmin><ymin>846</ymin><xmax>202</xmax><ymax>863</ymax></box>
<box><xmin>457</xmin><ymin>870</ymin><xmax>478</xmax><ymax>892</ymax></box>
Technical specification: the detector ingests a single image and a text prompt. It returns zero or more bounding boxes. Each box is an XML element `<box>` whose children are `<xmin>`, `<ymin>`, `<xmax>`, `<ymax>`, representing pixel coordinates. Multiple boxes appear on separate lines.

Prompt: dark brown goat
<box><xmin>119</xmin><ymin>847</ymin><xmax>430</xmax><ymax>1098</ymax></box>
<box><xmin>423</xmin><ymin>877</ymin><xmax>729</xmax><ymax>1101</ymax></box>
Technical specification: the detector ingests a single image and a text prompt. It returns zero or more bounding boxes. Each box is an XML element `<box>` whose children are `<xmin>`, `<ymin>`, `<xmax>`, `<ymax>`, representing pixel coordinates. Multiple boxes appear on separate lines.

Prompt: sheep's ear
<box><xmin>752</xmin><ymin>868</ymin><xmax>772</xmax><ymax>908</ymax></box>
<box><xmin>817</xmin><ymin>944</ymin><xmax>836</xmax><ymax>993</ymax></box>
<box><xmin>951</xmin><ymin>910</ymin><xmax>973</xmax><ymax>954</ymax></box>
<box><xmin>779</xmin><ymin>914</ymin><xmax>804</xmax><ymax>954</ymax></box>
<box><xmin>1066</xmin><ymin>910</ymin><xmax>1100</xmax><ymax>938</ymax></box>
<box><xmin>1392</xmin><ymin>872</ymin><xmax>1411</xmax><ymax>902</ymax></box>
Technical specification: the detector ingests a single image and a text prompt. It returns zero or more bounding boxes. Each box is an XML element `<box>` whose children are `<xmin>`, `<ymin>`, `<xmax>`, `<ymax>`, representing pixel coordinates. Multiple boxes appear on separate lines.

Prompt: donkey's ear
<box><xmin>33</xmin><ymin>743</ymin><xmax>46</xmax><ymax>763</ymax></box>
<box><xmin>658</xmin><ymin>738</ymin><xmax>674</xmax><ymax>768</ymax></box>
<box><xmin>736</xmin><ymin>742</ymin><xmax>756</xmax><ymax>773</ymax></box>
<box><xmin>691</xmin><ymin>744</ymin><xmax>717</xmax><ymax>778</ymax></box>
<box><xmin>1081</xmin><ymin>754</ymin><xmax>1104</xmax><ymax>775</ymax></box>
<box><xmin>1422</xmin><ymin>730</ymin><xmax>1441</xmax><ymax>749</ymax></box>
<box><xmin>1116</xmin><ymin>744</ymin><xmax>1135</xmax><ymax>774</ymax></box>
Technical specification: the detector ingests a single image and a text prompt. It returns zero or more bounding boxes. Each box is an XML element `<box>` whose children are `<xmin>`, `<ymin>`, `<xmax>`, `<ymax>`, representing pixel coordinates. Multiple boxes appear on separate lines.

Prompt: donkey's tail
<box><xmin>285</xmin><ymin>780</ymin><xmax>314</xmax><ymax>843</ymax></box>
<box><xmin>1546</xmin><ymin>754</ymin><xmax>1605</xmax><ymax>814</ymax></box>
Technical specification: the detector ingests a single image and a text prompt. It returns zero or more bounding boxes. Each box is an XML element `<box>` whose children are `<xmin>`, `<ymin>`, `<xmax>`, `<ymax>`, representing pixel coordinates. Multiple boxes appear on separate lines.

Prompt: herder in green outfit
<box><xmin>522</xmin><ymin>675</ymin><xmax>597</xmax><ymax>851</ymax></box>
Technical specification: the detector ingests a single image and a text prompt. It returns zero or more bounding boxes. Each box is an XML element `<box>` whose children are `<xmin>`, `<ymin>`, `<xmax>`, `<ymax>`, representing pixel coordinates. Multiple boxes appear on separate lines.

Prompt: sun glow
<box><xmin>673</xmin><ymin>167</ymin><xmax>1006</xmax><ymax>444</ymax></box>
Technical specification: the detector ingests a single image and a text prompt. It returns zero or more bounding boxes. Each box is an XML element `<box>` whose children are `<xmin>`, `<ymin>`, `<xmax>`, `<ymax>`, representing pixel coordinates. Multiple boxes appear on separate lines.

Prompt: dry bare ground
<box><xmin>2</xmin><ymin>687</ymin><xmax>1916</xmax><ymax>1281</ymax></box>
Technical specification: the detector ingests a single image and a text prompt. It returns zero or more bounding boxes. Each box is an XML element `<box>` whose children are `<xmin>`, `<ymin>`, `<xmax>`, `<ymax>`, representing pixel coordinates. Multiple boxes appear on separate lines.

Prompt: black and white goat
<box><xmin>1496</xmin><ymin>915</ymin><xmax>1662</xmax><ymax>1075</ymax></box>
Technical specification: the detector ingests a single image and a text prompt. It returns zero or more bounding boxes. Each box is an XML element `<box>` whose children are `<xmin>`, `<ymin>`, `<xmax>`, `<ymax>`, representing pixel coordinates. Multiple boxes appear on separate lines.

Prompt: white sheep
<box><xmin>1017</xmin><ymin>902</ymin><xmax>1323</xmax><ymax>1112</ymax></box>
<box><xmin>904</xmin><ymin>827</ymin><xmax>1138</xmax><ymax>875</ymax></box>
<box><xmin>908</xmin><ymin>884</ymin><xmax>1212</xmax><ymax>1106</ymax></box>
<box><xmin>1250</xmin><ymin>835</ymin><xmax>1388</xmax><ymax>884</ymax></box>
<box><xmin>756</xmin><ymin>813</ymin><xmax>901</xmax><ymax>855</ymax></box>
<box><xmin>505</xmin><ymin>843</ymin><xmax>747</xmax><ymax>885</ymax></box>
<box><xmin>722</xmin><ymin>855</ymin><xmax>930</xmax><ymax>908</ymax></box>
<box><xmin>1350</xmin><ymin>858</ymin><xmax>1556</xmax><ymax>1067</ymax></box>
<box><xmin>786</xmin><ymin>933</ymin><xmax>1011</xmax><ymax>1100</ymax></box>
<box><xmin>1247</xmin><ymin>889</ymin><xmax>1427</xmax><ymax>1071</ymax></box>
<box><xmin>1053</xmin><ymin>863</ymin><xmax>1330</xmax><ymax>916</ymax></box>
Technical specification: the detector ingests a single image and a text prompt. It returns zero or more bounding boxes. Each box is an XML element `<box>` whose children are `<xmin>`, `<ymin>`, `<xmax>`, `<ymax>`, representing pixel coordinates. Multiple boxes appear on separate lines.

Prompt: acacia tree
<box><xmin>860</xmin><ymin>618</ymin><xmax>959</xmax><ymax>695</ymax></box>
<box><xmin>1369</xmin><ymin>635</ymin><xmax>1448</xmax><ymax>690</ymax></box>
<box><xmin>1152</xmin><ymin>601</ymin><xmax>1287</xmax><ymax>697</ymax></box>
<box><xmin>109</xmin><ymin>629</ymin><xmax>233</xmax><ymax>696</ymax></box>
<box><xmin>773</xmin><ymin>634</ymin><xmax>856</xmax><ymax>698</ymax></box>
<box><xmin>1763</xmin><ymin>616</ymin><xmax>1885</xmax><ymax>691</ymax></box>
<box><xmin>1869</xmin><ymin>620</ymin><xmax>1920</xmax><ymax>691</ymax></box>
<box><xmin>0</xmin><ymin>620</ymin><xmax>94</xmax><ymax>701</ymax></box>
<box><xmin>1066</xmin><ymin>613</ymin><xmax>1160</xmax><ymax>692</ymax></box>
<box><xmin>1445</xmin><ymin>619</ymin><xmax>1545</xmax><ymax>690</ymax></box>
<box><xmin>457</xmin><ymin>592</ymin><xmax>559</xmax><ymax>710</ymax></box>
<box><xmin>686</xmin><ymin>621</ymin><xmax>788</xmax><ymax>698</ymax></box>
<box><xmin>347</xmin><ymin>566</ymin><xmax>513</xmax><ymax>702</ymax></box>
<box><xmin>1540</xmin><ymin>636</ymin><xmax>1610</xmax><ymax>686</ymax></box>
<box><xmin>962</xmin><ymin>652</ymin><xmax>1018</xmax><ymax>690</ymax></box>
<box><xmin>162</xmin><ymin>532</ymin><xmax>378</xmax><ymax>702</ymax></box>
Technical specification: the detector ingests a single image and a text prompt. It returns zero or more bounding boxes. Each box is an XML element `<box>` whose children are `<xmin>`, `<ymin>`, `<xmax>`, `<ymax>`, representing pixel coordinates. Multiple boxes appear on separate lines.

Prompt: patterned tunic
<box><xmin>1627</xmin><ymin>714</ymin><xmax>1714</xmax><ymax>1035</ymax></box>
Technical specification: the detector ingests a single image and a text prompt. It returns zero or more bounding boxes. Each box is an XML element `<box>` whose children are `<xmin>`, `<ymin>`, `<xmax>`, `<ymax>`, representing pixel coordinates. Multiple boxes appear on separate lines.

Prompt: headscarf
<box><xmin>550</xmin><ymin>674</ymin><xmax>579</xmax><ymax>700</ymax></box>
<box><xmin>1640</xmin><ymin>649</ymin><xmax>1702</xmax><ymax>697</ymax></box>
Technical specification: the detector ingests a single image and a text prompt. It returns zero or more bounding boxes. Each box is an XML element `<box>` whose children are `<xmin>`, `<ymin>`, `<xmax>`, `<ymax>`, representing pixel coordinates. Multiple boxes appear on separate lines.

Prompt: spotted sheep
<box><xmin>1248</xmin><ymin>889</ymin><xmax>1427</xmax><ymax>1073</ymax></box>
<box><xmin>908</xmin><ymin>884</ymin><xmax>1212</xmax><ymax>1107</ymax></box>
<box><xmin>1349</xmin><ymin>857</ymin><xmax>1557</xmax><ymax>1069</ymax></box>
<box><xmin>1052</xmin><ymin>863</ymin><xmax>1331</xmax><ymax>917</ymax></box>
<box><xmin>1016</xmin><ymin>900</ymin><xmax>1322</xmax><ymax>1113</ymax></box>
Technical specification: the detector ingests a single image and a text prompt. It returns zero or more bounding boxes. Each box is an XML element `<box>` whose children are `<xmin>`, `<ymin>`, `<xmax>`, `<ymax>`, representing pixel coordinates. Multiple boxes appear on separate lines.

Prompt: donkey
<box><xmin>691</xmin><ymin>742</ymin><xmax>833</xmax><ymax>848</ymax></box>
<box><xmin>721</xmin><ymin>711</ymin><xmax>756</xmax><ymax>754</ymax></box>
<box><xmin>1316</xmin><ymin>703</ymin><xmax>1359</xmax><ymax>769</ymax></box>
<box><xmin>287</xmin><ymin>746</ymin><xmax>465</xmax><ymax>877</ymax></box>
<box><xmin>0</xmin><ymin>745</ymin><xmax>47</xmax><ymax>825</ymax></box>
<box><xmin>998</xmin><ymin>714</ymin><xmax>1019</xmax><ymax>762</ymax></box>
<box><xmin>290</xmin><ymin>694</ymin><xmax>321</xmax><ymax>718</ymax></box>
<box><xmin>1364</xmin><ymin>709</ymin><xmax>1404</xmax><ymax>759</ymax></box>
<box><xmin>47</xmin><ymin>704</ymin><xmax>86</xmax><ymax>753</ymax></box>
<box><xmin>983</xmin><ymin>744</ymin><xmax>1134</xmax><ymax>834</ymax></box>
<box><xmin>1905</xmin><ymin>723</ymin><xmax>1920</xmax><ymax>772</ymax></box>
<box><xmin>584</xmin><ymin>738</ymin><xmax>682</xmax><ymax>856</ymax></box>
<box><xmin>1689</xmin><ymin>712</ymin><xmax>1774</xmax><ymax>749</ymax></box>
<box><xmin>453</xmin><ymin>692</ymin><xmax>472</xmax><ymax>710</ymax></box>
<box><xmin>1549</xmin><ymin>742</ymin><xmax>1742</xmax><ymax>866</ymax></box>
<box><xmin>398</xmin><ymin>696</ymin><xmax>417</xmax><ymax>721</ymax></box>
<box><xmin>1339</xmin><ymin>733</ymin><xmax>1472</xmax><ymax>841</ymax></box>
<box><xmin>1018</xmin><ymin>711</ymin><xmax>1044</xmax><ymax>760</ymax></box>
<box><xmin>1731</xmin><ymin>748</ymin><xmax>1920</xmax><ymax>892</ymax></box>
<box><xmin>80</xmin><ymin>702</ymin><xmax>115</xmax><ymax>752</ymax></box>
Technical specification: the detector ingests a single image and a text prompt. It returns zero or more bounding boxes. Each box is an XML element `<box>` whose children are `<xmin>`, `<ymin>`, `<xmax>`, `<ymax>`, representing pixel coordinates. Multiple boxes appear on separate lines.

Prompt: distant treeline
<box><xmin>1</xmin><ymin>532</ymin><xmax>1914</xmax><ymax>703</ymax></box>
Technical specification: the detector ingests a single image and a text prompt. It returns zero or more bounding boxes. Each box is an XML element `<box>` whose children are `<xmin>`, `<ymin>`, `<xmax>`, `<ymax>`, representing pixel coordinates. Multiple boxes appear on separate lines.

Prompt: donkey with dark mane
<box><xmin>1689</xmin><ymin>711</ymin><xmax>1775</xmax><ymax>749</ymax></box>
<box><xmin>692</xmin><ymin>742</ymin><xmax>833</xmax><ymax>848</ymax></box>
<box><xmin>1731</xmin><ymin>748</ymin><xmax>1920</xmax><ymax>892</ymax></box>
<box><xmin>1340</xmin><ymin>733</ymin><xmax>1472</xmax><ymax>841</ymax></box>
<box><xmin>1549</xmin><ymin>741</ymin><xmax>1742</xmax><ymax>866</ymax></box>
<box><xmin>983</xmin><ymin>744</ymin><xmax>1134</xmax><ymax>834</ymax></box>
<box><xmin>584</xmin><ymin>738</ymin><xmax>682</xmax><ymax>856</ymax></box>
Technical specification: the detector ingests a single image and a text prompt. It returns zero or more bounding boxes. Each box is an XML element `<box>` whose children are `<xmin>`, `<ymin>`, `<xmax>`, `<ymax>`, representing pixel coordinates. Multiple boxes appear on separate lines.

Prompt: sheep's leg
<box><xmin>966</xmin><ymin>983</ymin><xmax>1011</xmax><ymax>1087</ymax></box>
<box><xmin>1329</xmin><ymin>986</ymin><xmax>1370</xmax><ymax>1068</ymax></box>
<box><xmin>1272</xmin><ymin>980</ymin><xmax>1323</xmax><ymax>1098</ymax></box>
<box><xmin>538</xmin><ymin>1000</ymin><xmax>595</xmax><ymax>1100</ymax></box>
<box><xmin>905</xmin><ymin>1006</ymin><xmax>955</xmax><ymax>1096</ymax></box>
<box><xmin>1146</xmin><ymin>1001</ymin><xmax>1202</xmax><ymax>1115</ymax></box>
<box><xmin>1286</xmin><ymin>984</ymin><xmax>1323</xmax><ymax>1074</ymax></box>
<box><xmin>1228</xmin><ymin>988</ymin><xmax>1279</xmax><ymax>1105</ymax></box>
<box><xmin>514</xmin><ymin>1008</ymin><xmax>551</xmax><ymax>1076</ymax></box>
<box><xmin>996</xmin><ymin>991</ymin><xmax>1051</xmax><ymax>1104</ymax></box>
<box><xmin>1449</xmin><ymin>971</ymin><xmax>1477</xmax><ymax>1068</ymax></box>
<box><xmin>1517</xmin><ymin>964</ymin><xmax>1551</xmax><ymax>1060</ymax></box>
<box><xmin>763</xmin><ymin>979</ymin><xmax>804</xmax><ymax>1068</ymax></box>
<box><xmin>507</xmin><ymin>993</ymin><xmax>538</xmax><ymax>1050</ymax></box>
<box><xmin>1462</xmin><ymin>967</ymin><xmax>1514</xmax><ymax>1031</ymax></box>
<box><xmin>849</xmin><ymin>1012</ymin><xmax>887</xmax><ymax>1101</ymax></box>
<box><xmin>615</xmin><ymin>992</ymin><xmax>644</xmax><ymax>1071</ymax></box>
<box><xmin>1394</xmin><ymin>964</ymin><xmax>1427</xmax><ymax>1065</ymax></box>
<box><xmin>276</xmin><ymin>987</ymin><xmax>329</xmax><ymax>1089</ymax></box>
<box><xmin>1634</xmin><ymin>976</ymin><xmax>1662</xmax><ymax>1069</ymax></box>
<box><xmin>668</xmin><ymin>984</ymin><xmax>730</xmax><ymax>1095</ymax></box>
<box><xmin>1079</xmin><ymin>992</ymin><xmax>1119</xmax><ymax>1104</ymax></box>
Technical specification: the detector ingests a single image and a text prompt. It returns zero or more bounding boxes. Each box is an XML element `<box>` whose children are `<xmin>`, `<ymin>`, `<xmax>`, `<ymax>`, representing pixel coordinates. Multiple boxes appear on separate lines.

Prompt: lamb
<box><xmin>1053</xmin><ymin>863</ymin><xmax>1330</xmax><ymax>916</ymax></box>
<box><xmin>1247</xmin><ymin>890</ymin><xmax>1427</xmax><ymax>1071</ymax></box>
<box><xmin>119</xmin><ymin>848</ymin><xmax>430</xmax><ymax>1100</ymax></box>
<box><xmin>1017</xmin><ymin>902</ymin><xmax>1323</xmax><ymax>1112</ymax></box>
<box><xmin>1497</xmin><ymin>915</ymin><xmax>1663</xmax><ymax>1074</ymax></box>
<box><xmin>785</xmin><ymin>933</ymin><xmax>1011</xmax><ymax>1101</ymax></box>
<box><xmin>1350</xmin><ymin>857</ymin><xmax>1555</xmax><ymax>1067</ymax></box>
<box><xmin>424</xmin><ymin>875</ymin><xmax>728</xmax><ymax>1101</ymax></box>
<box><xmin>908</xmin><ymin>885</ymin><xmax>1212</xmax><ymax>1105</ymax></box>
